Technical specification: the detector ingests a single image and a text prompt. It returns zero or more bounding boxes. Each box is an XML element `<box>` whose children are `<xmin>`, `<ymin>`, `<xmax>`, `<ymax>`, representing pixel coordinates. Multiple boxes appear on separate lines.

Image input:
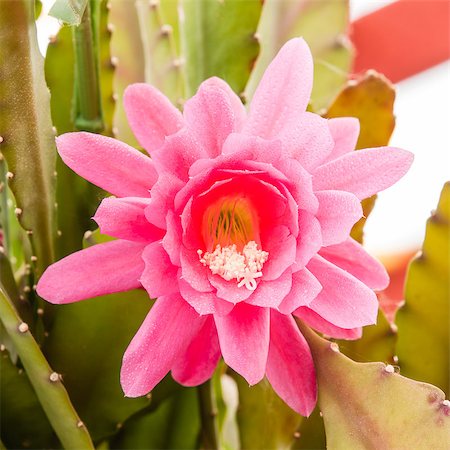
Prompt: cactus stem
<box><xmin>0</xmin><ymin>288</ymin><xmax>95</xmax><ymax>449</ymax></box>
<box><xmin>198</xmin><ymin>379</ymin><xmax>219</xmax><ymax>450</ymax></box>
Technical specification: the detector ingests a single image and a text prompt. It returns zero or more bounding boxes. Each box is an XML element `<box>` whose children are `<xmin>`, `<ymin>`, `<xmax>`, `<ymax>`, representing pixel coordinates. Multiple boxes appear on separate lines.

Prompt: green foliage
<box><xmin>50</xmin><ymin>0</ymin><xmax>89</xmax><ymax>25</ymax></box>
<box><xmin>300</xmin><ymin>323</ymin><xmax>450</xmax><ymax>449</ymax></box>
<box><xmin>0</xmin><ymin>0</ymin><xmax>56</xmax><ymax>276</ymax></box>
<box><xmin>0</xmin><ymin>348</ymin><xmax>56</xmax><ymax>449</ymax></box>
<box><xmin>231</xmin><ymin>372</ymin><xmax>302</xmax><ymax>449</ymax></box>
<box><xmin>396</xmin><ymin>182</ymin><xmax>450</xmax><ymax>396</ymax></box>
<box><xmin>180</xmin><ymin>0</ymin><xmax>262</xmax><ymax>98</ymax></box>
<box><xmin>325</xmin><ymin>71</ymin><xmax>396</xmax><ymax>244</ymax></box>
<box><xmin>43</xmin><ymin>290</ymin><xmax>153</xmax><ymax>443</ymax></box>
<box><xmin>246</xmin><ymin>0</ymin><xmax>352</xmax><ymax>110</ymax></box>
<box><xmin>136</xmin><ymin>0</ymin><xmax>184</xmax><ymax>106</ymax></box>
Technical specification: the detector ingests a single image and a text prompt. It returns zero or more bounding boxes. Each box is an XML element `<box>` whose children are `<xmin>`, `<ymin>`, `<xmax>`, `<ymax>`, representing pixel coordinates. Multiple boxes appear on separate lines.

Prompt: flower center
<box><xmin>198</xmin><ymin>195</ymin><xmax>268</xmax><ymax>290</ymax></box>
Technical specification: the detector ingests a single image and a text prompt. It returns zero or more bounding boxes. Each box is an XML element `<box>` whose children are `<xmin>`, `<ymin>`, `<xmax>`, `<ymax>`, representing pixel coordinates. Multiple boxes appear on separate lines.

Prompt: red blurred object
<box><xmin>351</xmin><ymin>0</ymin><xmax>450</xmax><ymax>83</ymax></box>
<box><xmin>377</xmin><ymin>250</ymin><xmax>417</xmax><ymax>322</ymax></box>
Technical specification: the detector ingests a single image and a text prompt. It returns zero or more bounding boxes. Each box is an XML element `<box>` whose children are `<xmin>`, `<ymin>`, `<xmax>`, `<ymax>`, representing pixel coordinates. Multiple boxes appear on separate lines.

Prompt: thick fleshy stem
<box><xmin>0</xmin><ymin>288</ymin><xmax>94</xmax><ymax>449</ymax></box>
<box><xmin>198</xmin><ymin>379</ymin><xmax>219</xmax><ymax>450</ymax></box>
<box><xmin>73</xmin><ymin>0</ymin><xmax>104</xmax><ymax>132</ymax></box>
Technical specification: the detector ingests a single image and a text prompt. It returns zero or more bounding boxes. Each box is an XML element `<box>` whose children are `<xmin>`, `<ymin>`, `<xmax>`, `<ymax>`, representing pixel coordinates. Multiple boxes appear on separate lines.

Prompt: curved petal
<box><xmin>294</xmin><ymin>212</ymin><xmax>322</xmax><ymax>269</ymax></box>
<box><xmin>319</xmin><ymin>238</ymin><xmax>389</xmax><ymax>290</ymax></box>
<box><xmin>294</xmin><ymin>306</ymin><xmax>362</xmax><ymax>340</ymax></box>
<box><xmin>179</xmin><ymin>278</ymin><xmax>234</xmax><ymax>316</ymax></box>
<box><xmin>306</xmin><ymin>255</ymin><xmax>378</xmax><ymax>328</ymax></box>
<box><xmin>163</xmin><ymin>210</ymin><xmax>183</xmax><ymax>266</ymax></box>
<box><xmin>278</xmin><ymin>268</ymin><xmax>322</xmax><ymax>314</ymax></box>
<box><xmin>315</xmin><ymin>190</ymin><xmax>363</xmax><ymax>246</ymax></box>
<box><xmin>325</xmin><ymin>117</ymin><xmax>360</xmax><ymax>163</ymax></box>
<box><xmin>121</xmin><ymin>295</ymin><xmax>205</xmax><ymax>397</ymax></box>
<box><xmin>140</xmin><ymin>242</ymin><xmax>179</xmax><ymax>298</ymax></box>
<box><xmin>222</xmin><ymin>133</ymin><xmax>282</xmax><ymax>164</ymax></box>
<box><xmin>278</xmin><ymin>112</ymin><xmax>334</xmax><ymax>171</ymax></box>
<box><xmin>123</xmin><ymin>83</ymin><xmax>184</xmax><ymax>153</ymax></box>
<box><xmin>36</xmin><ymin>240</ymin><xmax>145</xmax><ymax>304</ymax></box>
<box><xmin>246</xmin><ymin>270</ymin><xmax>293</xmax><ymax>308</ymax></box>
<box><xmin>209</xmin><ymin>274</ymin><xmax>253</xmax><ymax>304</ymax></box>
<box><xmin>172</xmin><ymin>317</ymin><xmax>221</xmax><ymax>386</ymax></box>
<box><xmin>245</xmin><ymin>38</ymin><xmax>313</xmax><ymax>138</ymax></box>
<box><xmin>313</xmin><ymin>147</ymin><xmax>414</xmax><ymax>200</ymax></box>
<box><xmin>266</xmin><ymin>310</ymin><xmax>317</xmax><ymax>416</ymax></box>
<box><xmin>57</xmin><ymin>132</ymin><xmax>157</xmax><ymax>197</ymax></box>
<box><xmin>214</xmin><ymin>302</ymin><xmax>269</xmax><ymax>385</ymax></box>
<box><xmin>93</xmin><ymin>197</ymin><xmax>163</xmax><ymax>242</ymax></box>
<box><xmin>184</xmin><ymin>77</ymin><xmax>246</xmax><ymax>157</ymax></box>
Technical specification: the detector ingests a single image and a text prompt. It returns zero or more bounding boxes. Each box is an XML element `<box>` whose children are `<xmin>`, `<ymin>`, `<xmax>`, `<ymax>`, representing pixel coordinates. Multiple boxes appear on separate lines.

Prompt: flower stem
<box><xmin>73</xmin><ymin>0</ymin><xmax>104</xmax><ymax>132</ymax></box>
<box><xmin>198</xmin><ymin>379</ymin><xmax>219</xmax><ymax>450</ymax></box>
<box><xmin>0</xmin><ymin>288</ymin><xmax>94</xmax><ymax>450</ymax></box>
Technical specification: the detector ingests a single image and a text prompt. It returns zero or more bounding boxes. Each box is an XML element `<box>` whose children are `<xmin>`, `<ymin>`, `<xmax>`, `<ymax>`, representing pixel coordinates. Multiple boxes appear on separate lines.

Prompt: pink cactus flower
<box><xmin>37</xmin><ymin>38</ymin><xmax>413</xmax><ymax>416</ymax></box>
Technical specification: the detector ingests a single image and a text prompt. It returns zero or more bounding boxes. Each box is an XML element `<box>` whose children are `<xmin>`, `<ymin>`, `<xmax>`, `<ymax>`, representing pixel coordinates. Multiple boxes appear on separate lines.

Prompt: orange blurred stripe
<box><xmin>351</xmin><ymin>0</ymin><xmax>450</xmax><ymax>82</ymax></box>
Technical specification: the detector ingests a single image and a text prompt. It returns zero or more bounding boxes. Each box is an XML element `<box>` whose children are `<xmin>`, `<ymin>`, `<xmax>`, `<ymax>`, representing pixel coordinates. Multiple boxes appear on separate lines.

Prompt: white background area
<box><xmin>37</xmin><ymin>0</ymin><xmax>450</xmax><ymax>256</ymax></box>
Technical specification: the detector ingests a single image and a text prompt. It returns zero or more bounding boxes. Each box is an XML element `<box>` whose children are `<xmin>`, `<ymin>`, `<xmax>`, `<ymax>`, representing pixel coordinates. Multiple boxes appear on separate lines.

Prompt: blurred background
<box><xmin>36</xmin><ymin>0</ymin><xmax>450</xmax><ymax>258</ymax></box>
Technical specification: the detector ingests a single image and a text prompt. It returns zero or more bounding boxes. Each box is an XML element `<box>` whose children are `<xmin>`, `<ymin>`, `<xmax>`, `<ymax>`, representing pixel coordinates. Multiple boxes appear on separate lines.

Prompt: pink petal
<box><xmin>152</xmin><ymin>130</ymin><xmax>206</xmax><ymax>182</ymax></box>
<box><xmin>162</xmin><ymin>211</ymin><xmax>183</xmax><ymax>266</ymax></box>
<box><xmin>319</xmin><ymin>238</ymin><xmax>389</xmax><ymax>290</ymax></box>
<box><xmin>123</xmin><ymin>83</ymin><xmax>184</xmax><ymax>153</ymax></box>
<box><xmin>145</xmin><ymin>173</ymin><xmax>184</xmax><ymax>229</ymax></box>
<box><xmin>36</xmin><ymin>240</ymin><xmax>145</xmax><ymax>304</ymax></box>
<box><xmin>313</xmin><ymin>147</ymin><xmax>414</xmax><ymax>200</ymax></box>
<box><xmin>179</xmin><ymin>278</ymin><xmax>234</xmax><ymax>316</ymax></box>
<box><xmin>180</xmin><ymin>246</ymin><xmax>212</xmax><ymax>292</ymax></box>
<box><xmin>214</xmin><ymin>302</ymin><xmax>269</xmax><ymax>385</ymax></box>
<box><xmin>266</xmin><ymin>310</ymin><xmax>317</xmax><ymax>416</ymax></box>
<box><xmin>209</xmin><ymin>274</ymin><xmax>253</xmax><ymax>304</ymax></box>
<box><xmin>245</xmin><ymin>38</ymin><xmax>313</xmax><ymax>138</ymax></box>
<box><xmin>294</xmin><ymin>212</ymin><xmax>322</xmax><ymax>269</ymax></box>
<box><xmin>184</xmin><ymin>77</ymin><xmax>246</xmax><ymax>157</ymax></box>
<box><xmin>294</xmin><ymin>307</ymin><xmax>362</xmax><ymax>340</ymax></box>
<box><xmin>325</xmin><ymin>117</ymin><xmax>360</xmax><ymax>162</ymax></box>
<box><xmin>278</xmin><ymin>112</ymin><xmax>334</xmax><ymax>171</ymax></box>
<box><xmin>278</xmin><ymin>268</ymin><xmax>322</xmax><ymax>314</ymax></box>
<box><xmin>222</xmin><ymin>133</ymin><xmax>282</xmax><ymax>164</ymax></box>
<box><xmin>93</xmin><ymin>197</ymin><xmax>163</xmax><ymax>242</ymax></box>
<box><xmin>315</xmin><ymin>190</ymin><xmax>363</xmax><ymax>246</ymax></box>
<box><xmin>121</xmin><ymin>294</ymin><xmax>205</xmax><ymax>397</ymax></box>
<box><xmin>261</xmin><ymin>225</ymin><xmax>297</xmax><ymax>281</ymax></box>
<box><xmin>306</xmin><ymin>255</ymin><xmax>378</xmax><ymax>328</ymax></box>
<box><xmin>57</xmin><ymin>132</ymin><xmax>157</xmax><ymax>197</ymax></box>
<box><xmin>140</xmin><ymin>242</ymin><xmax>179</xmax><ymax>298</ymax></box>
<box><xmin>246</xmin><ymin>270</ymin><xmax>293</xmax><ymax>308</ymax></box>
<box><xmin>172</xmin><ymin>317</ymin><xmax>221</xmax><ymax>386</ymax></box>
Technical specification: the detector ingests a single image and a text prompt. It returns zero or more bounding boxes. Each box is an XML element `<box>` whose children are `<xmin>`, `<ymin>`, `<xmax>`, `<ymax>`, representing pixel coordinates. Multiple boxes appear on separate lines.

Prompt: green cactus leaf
<box><xmin>110</xmin><ymin>387</ymin><xmax>200</xmax><ymax>449</ymax></box>
<box><xmin>300</xmin><ymin>323</ymin><xmax>450</xmax><ymax>449</ymax></box>
<box><xmin>49</xmin><ymin>0</ymin><xmax>89</xmax><ymax>25</ymax></box>
<box><xmin>0</xmin><ymin>348</ymin><xmax>56</xmax><ymax>449</ymax></box>
<box><xmin>325</xmin><ymin>71</ymin><xmax>396</xmax><ymax>244</ymax></box>
<box><xmin>0</xmin><ymin>0</ymin><xmax>56</xmax><ymax>276</ymax></box>
<box><xmin>396</xmin><ymin>182</ymin><xmax>450</xmax><ymax>396</ymax></box>
<box><xmin>135</xmin><ymin>0</ymin><xmax>184</xmax><ymax>106</ymax></box>
<box><xmin>231</xmin><ymin>371</ymin><xmax>302</xmax><ymax>449</ymax></box>
<box><xmin>109</xmin><ymin>0</ymin><xmax>146</xmax><ymax>147</ymax></box>
<box><xmin>180</xmin><ymin>0</ymin><xmax>262</xmax><ymax>98</ymax></box>
<box><xmin>246</xmin><ymin>0</ymin><xmax>352</xmax><ymax>111</ymax></box>
<box><xmin>43</xmin><ymin>290</ymin><xmax>153</xmax><ymax>442</ymax></box>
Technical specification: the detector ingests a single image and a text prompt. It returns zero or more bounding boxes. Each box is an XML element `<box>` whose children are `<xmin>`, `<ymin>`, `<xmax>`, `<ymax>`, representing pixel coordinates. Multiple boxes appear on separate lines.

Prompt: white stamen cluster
<box><xmin>198</xmin><ymin>241</ymin><xmax>269</xmax><ymax>291</ymax></box>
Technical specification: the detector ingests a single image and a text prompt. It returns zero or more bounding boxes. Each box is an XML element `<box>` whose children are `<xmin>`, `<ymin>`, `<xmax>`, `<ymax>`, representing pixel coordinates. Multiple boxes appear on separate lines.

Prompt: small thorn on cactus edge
<box><xmin>329</xmin><ymin>342</ymin><xmax>340</xmax><ymax>353</ymax></box>
<box><xmin>149</xmin><ymin>0</ymin><xmax>159</xmax><ymax>8</ymax></box>
<box><xmin>172</xmin><ymin>57</ymin><xmax>185</xmax><ymax>69</ymax></box>
<box><xmin>293</xmin><ymin>431</ymin><xmax>301</xmax><ymax>439</ymax></box>
<box><xmin>146</xmin><ymin>393</ymin><xmax>152</xmax><ymax>400</ymax></box>
<box><xmin>77</xmin><ymin>421</ymin><xmax>85</xmax><ymax>428</ymax></box>
<box><xmin>49</xmin><ymin>35</ymin><xmax>57</xmax><ymax>44</ymax></box>
<box><xmin>253</xmin><ymin>32</ymin><xmax>261</xmax><ymax>42</ymax></box>
<box><xmin>0</xmin><ymin>344</ymin><xmax>6</xmax><ymax>351</ymax></box>
<box><xmin>30</xmin><ymin>255</ymin><xmax>38</xmax><ymax>262</ymax></box>
<box><xmin>384</xmin><ymin>364</ymin><xmax>395</xmax><ymax>374</ymax></box>
<box><xmin>37</xmin><ymin>308</ymin><xmax>44</xmax><ymax>316</ymax></box>
<box><xmin>160</xmin><ymin>24</ymin><xmax>173</xmax><ymax>36</ymax></box>
<box><xmin>107</xmin><ymin>23</ymin><xmax>115</xmax><ymax>33</ymax></box>
<box><xmin>18</xmin><ymin>322</ymin><xmax>29</xmax><ymax>333</ymax></box>
<box><xmin>57</xmin><ymin>230</ymin><xmax>62</xmax><ymax>237</ymax></box>
<box><xmin>112</xmin><ymin>127</ymin><xmax>119</xmax><ymax>137</ymax></box>
<box><xmin>390</xmin><ymin>323</ymin><xmax>398</xmax><ymax>333</ymax></box>
<box><xmin>110</xmin><ymin>56</ymin><xmax>119</xmax><ymax>67</ymax></box>
<box><xmin>0</xmin><ymin>246</ymin><xmax>4</xmax><ymax>254</ymax></box>
<box><xmin>116</xmin><ymin>422</ymin><xmax>123</xmax><ymax>430</ymax></box>
<box><xmin>14</xmin><ymin>207</ymin><xmax>22</xmax><ymax>216</ymax></box>
<box><xmin>6</xmin><ymin>171</ymin><xmax>14</xmax><ymax>180</ymax></box>
<box><xmin>26</xmin><ymin>229</ymin><xmax>33</xmax><ymax>235</ymax></box>
<box><xmin>0</xmin><ymin>136</ymin><xmax>4</xmax><ymax>143</ymax></box>
<box><xmin>393</xmin><ymin>355</ymin><xmax>399</xmax><ymax>363</ymax></box>
<box><xmin>23</xmin><ymin>286</ymin><xmax>31</xmax><ymax>293</ymax></box>
<box><xmin>44</xmin><ymin>331</ymin><xmax>49</xmax><ymax>337</ymax></box>
<box><xmin>49</xmin><ymin>372</ymin><xmax>60</xmax><ymax>382</ymax></box>
<box><xmin>112</xmin><ymin>93</ymin><xmax>119</xmax><ymax>102</ymax></box>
